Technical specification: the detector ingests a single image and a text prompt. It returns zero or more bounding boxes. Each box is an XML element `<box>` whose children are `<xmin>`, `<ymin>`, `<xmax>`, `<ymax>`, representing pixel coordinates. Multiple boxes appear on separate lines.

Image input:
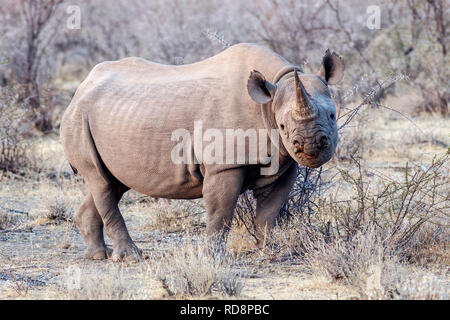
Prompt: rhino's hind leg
<box><xmin>87</xmin><ymin>181</ymin><xmax>142</xmax><ymax>262</ymax></box>
<box><xmin>74</xmin><ymin>194</ymin><xmax>111</xmax><ymax>260</ymax></box>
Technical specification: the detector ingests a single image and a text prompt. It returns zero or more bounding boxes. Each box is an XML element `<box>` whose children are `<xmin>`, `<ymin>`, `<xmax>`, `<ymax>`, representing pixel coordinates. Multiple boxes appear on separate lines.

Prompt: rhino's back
<box><xmin>61</xmin><ymin>43</ymin><xmax>291</xmax><ymax>198</ymax></box>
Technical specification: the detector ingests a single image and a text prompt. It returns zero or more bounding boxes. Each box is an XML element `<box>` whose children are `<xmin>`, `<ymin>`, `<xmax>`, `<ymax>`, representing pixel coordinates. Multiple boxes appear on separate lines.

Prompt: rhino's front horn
<box><xmin>293</xmin><ymin>70</ymin><xmax>316</xmax><ymax>119</ymax></box>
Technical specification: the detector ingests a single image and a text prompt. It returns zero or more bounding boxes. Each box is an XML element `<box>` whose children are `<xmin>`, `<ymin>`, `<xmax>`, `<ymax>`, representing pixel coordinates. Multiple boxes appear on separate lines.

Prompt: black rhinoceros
<box><xmin>60</xmin><ymin>43</ymin><xmax>344</xmax><ymax>261</ymax></box>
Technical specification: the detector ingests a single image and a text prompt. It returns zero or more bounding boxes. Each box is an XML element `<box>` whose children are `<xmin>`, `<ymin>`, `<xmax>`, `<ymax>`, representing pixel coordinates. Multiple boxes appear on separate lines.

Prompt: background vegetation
<box><xmin>0</xmin><ymin>0</ymin><xmax>448</xmax><ymax>300</ymax></box>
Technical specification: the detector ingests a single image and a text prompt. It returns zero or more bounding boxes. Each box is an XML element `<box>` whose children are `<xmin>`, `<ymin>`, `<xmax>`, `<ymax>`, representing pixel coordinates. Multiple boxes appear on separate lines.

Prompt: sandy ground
<box><xmin>0</xmin><ymin>177</ymin><xmax>362</xmax><ymax>300</ymax></box>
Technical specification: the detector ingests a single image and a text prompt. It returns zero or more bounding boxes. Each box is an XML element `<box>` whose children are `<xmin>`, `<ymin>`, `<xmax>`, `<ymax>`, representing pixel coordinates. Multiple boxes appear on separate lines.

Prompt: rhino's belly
<box><xmin>129</xmin><ymin>176</ymin><xmax>204</xmax><ymax>200</ymax></box>
<box><xmin>103</xmin><ymin>156</ymin><xmax>204</xmax><ymax>199</ymax></box>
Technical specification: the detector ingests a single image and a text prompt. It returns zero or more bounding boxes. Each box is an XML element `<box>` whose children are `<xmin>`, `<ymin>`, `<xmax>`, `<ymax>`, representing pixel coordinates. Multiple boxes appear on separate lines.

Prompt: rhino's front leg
<box><xmin>203</xmin><ymin>168</ymin><xmax>245</xmax><ymax>242</ymax></box>
<box><xmin>254</xmin><ymin>164</ymin><xmax>297</xmax><ymax>247</ymax></box>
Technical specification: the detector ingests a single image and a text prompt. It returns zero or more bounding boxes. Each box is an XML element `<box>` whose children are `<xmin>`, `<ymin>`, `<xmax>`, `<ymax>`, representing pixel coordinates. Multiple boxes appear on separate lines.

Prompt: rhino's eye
<box><xmin>330</xmin><ymin>113</ymin><xmax>335</xmax><ymax>120</ymax></box>
<box><xmin>280</xmin><ymin>124</ymin><xmax>285</xmax><ymax>130</ymax></box>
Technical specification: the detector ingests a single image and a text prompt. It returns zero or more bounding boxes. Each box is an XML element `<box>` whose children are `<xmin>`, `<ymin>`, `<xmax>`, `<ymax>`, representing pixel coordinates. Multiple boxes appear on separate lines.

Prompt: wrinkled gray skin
<box><xmin>60</xmin><ymin>43</ymin><xmax>344</xmax><ymax>261</ymax></box>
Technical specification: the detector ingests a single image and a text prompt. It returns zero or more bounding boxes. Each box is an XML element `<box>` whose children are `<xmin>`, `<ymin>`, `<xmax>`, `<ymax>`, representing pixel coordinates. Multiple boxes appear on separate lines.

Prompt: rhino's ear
<box><xmin>247</xmin><ymin>70</ymin><xmax>277</xmax><ymax>104</ymax></box>
<box><xmin>318</xmin><ymin>49</ymin><xmax>345</xmax><ymax>85</ymax></box>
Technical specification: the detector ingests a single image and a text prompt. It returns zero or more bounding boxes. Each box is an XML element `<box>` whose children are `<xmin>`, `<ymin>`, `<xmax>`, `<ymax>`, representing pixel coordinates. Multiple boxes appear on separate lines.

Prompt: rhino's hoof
<box><xmin>85</xmin><ymin>247</ymin><xmax>112</xmax><ymax>260</ymax></box>
<box><xmin>111</xmin><ymin>241</ymin><xmax>143</xmax><ymax>262</ymax></box>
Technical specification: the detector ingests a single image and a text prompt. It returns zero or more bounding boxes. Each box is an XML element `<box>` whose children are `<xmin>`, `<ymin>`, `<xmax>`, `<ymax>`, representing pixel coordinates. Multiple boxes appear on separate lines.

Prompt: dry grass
<box><xmin>389</xmin><ymin>270</ymin><xmax>449</xmax><ymax>300</ymax></box>
<box><xmin>66</xmin><ymin>267</ymin><xmax>139</xmax><ymax>300</ymax></box>
<box><xmin>61</xmin><ymin>238</ymin><xmax>245</xmax><ymax>300</ymax></box>
<box><xmin>300</xmin><ymin>227</ymin><xmax>388</xmax><ymax>294</ymax></box>
<box><xmin>147</xmin><ymin>237</ymin><xmax>245</xmax><ymax>298</ymax></box>
<box><xmin>142</xmin><ymin>199</ymin><xmax>205</xmax><ymax>233</ymax></box>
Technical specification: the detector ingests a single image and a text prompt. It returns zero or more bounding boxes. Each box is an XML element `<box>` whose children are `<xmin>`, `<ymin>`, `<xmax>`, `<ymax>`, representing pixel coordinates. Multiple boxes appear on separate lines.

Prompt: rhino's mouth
<box><xmin>301</xmin><ymin>153</ymin><xmax>316</xmax><ymax>160</ymax></box>
<box><xmin>294</xmin><ymin>147</ymin><xmax>326</xmax><ymax>168</ymax></box>
<box><xmin>294</xmin><ymin>147</ymin><xmax>318</xmax><ymax>160</ymax></box>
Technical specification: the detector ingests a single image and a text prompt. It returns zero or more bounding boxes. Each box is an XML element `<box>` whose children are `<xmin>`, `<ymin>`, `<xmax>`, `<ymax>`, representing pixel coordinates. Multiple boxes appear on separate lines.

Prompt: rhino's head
<box><xmin>247</xmin><ymin>50</ymin><xmax>344</xmax><ymax>168</ymax></box>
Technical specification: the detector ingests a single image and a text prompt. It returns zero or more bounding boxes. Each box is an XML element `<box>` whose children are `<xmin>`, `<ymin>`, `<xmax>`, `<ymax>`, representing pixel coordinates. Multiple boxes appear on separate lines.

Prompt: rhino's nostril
<box><xmin>318</xmin><ymin>134</ymin><xmax>329</xmax><ymax>149</ymax></box>
<box><xmin>293</xmin><ymin>139</ymin><xmax>303</xmax><ymax>153</ymax></box>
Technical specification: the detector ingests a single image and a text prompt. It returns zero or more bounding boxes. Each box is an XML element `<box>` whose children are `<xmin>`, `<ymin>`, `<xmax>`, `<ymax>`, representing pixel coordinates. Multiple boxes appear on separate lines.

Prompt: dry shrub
<box><xmin>234</xmin><ymin>165</ymin><xmax>323</xmax><ymax>242</ymax></box>
<box><xmin>46</xmin><ymin>195</ymin><xmax>73</xmax><ymax>223</ymax></box>
<box><xmin>149</xmin><ymin>237</ymin><xmax>244</xmax><ymax>297</ymax></box>
<box><xmin>287</xmin><ymin>225</ymin><xmax>449</xmax><ymax>300</ymax></box>
<box><xmin>401</xmin><ymin>222</ymin><xmax>449</xmax><ymax>266</ymax></box>
<box><xmin>250</xmin><ymin>151</ymin><xmax>449</xmax><ymax>299</ymax></box>
<box><xmin>0</xmin><ymin>84</ymin><xmax>31</xmax><ymax>174</ymax></box>
<box><xmin>236</xmin><ymin>151</ymin><xmax>448</xmax><ymax>257</ymax></box>
<box><xmin>3</xmin><ymin>271</ymin><xmax>30</xmax><ymax>297</ymax></box>
<box><xmin>0</xmin><ymin>211</ymin><xmax>22</xmax><ymax>230</ymax></box>
<box><xmin>327</xmin><ymin>152</ymin><xmax>449</xmax><ymax>250</ymax></box>
<box><xmin>41</xmin><ymin>178</ymin><xmax>86</xmax><ymax>223</ymax></box>
<box><xmin>280</xmin><ymin>166</ymin><xmax>323</xmax><ymax>220</ymax></box>
<box><xmin>257</xmin><ymin>216</ymin><xmax>322</xmax><ymax>262</ymax></box>
<box><xmin>303</xmin><ymin>231</ymin><xmax>449</xmax><ymax>300</ymax></box>
<box><xmin>335</xmin><ymin>109</ymin><xmax>370</xmax><ymax>162</ymax></box>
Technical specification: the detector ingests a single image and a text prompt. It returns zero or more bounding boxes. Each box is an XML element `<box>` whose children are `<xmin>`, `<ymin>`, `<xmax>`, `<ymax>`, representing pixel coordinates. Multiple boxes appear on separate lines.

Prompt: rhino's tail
<box><xmin>61</xmin><ymin>99</ymin><xmax>119</xmax><ymax>187</ymax></box>
<box><xmin>79</xmin><ymin>116</ymin><xmax>117</xmax><ymax>185</ymax></box>
<box><xmin>69</xmin><ymin>163</ymin><xmax>78</xmax><ymax>175</ymax></box>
